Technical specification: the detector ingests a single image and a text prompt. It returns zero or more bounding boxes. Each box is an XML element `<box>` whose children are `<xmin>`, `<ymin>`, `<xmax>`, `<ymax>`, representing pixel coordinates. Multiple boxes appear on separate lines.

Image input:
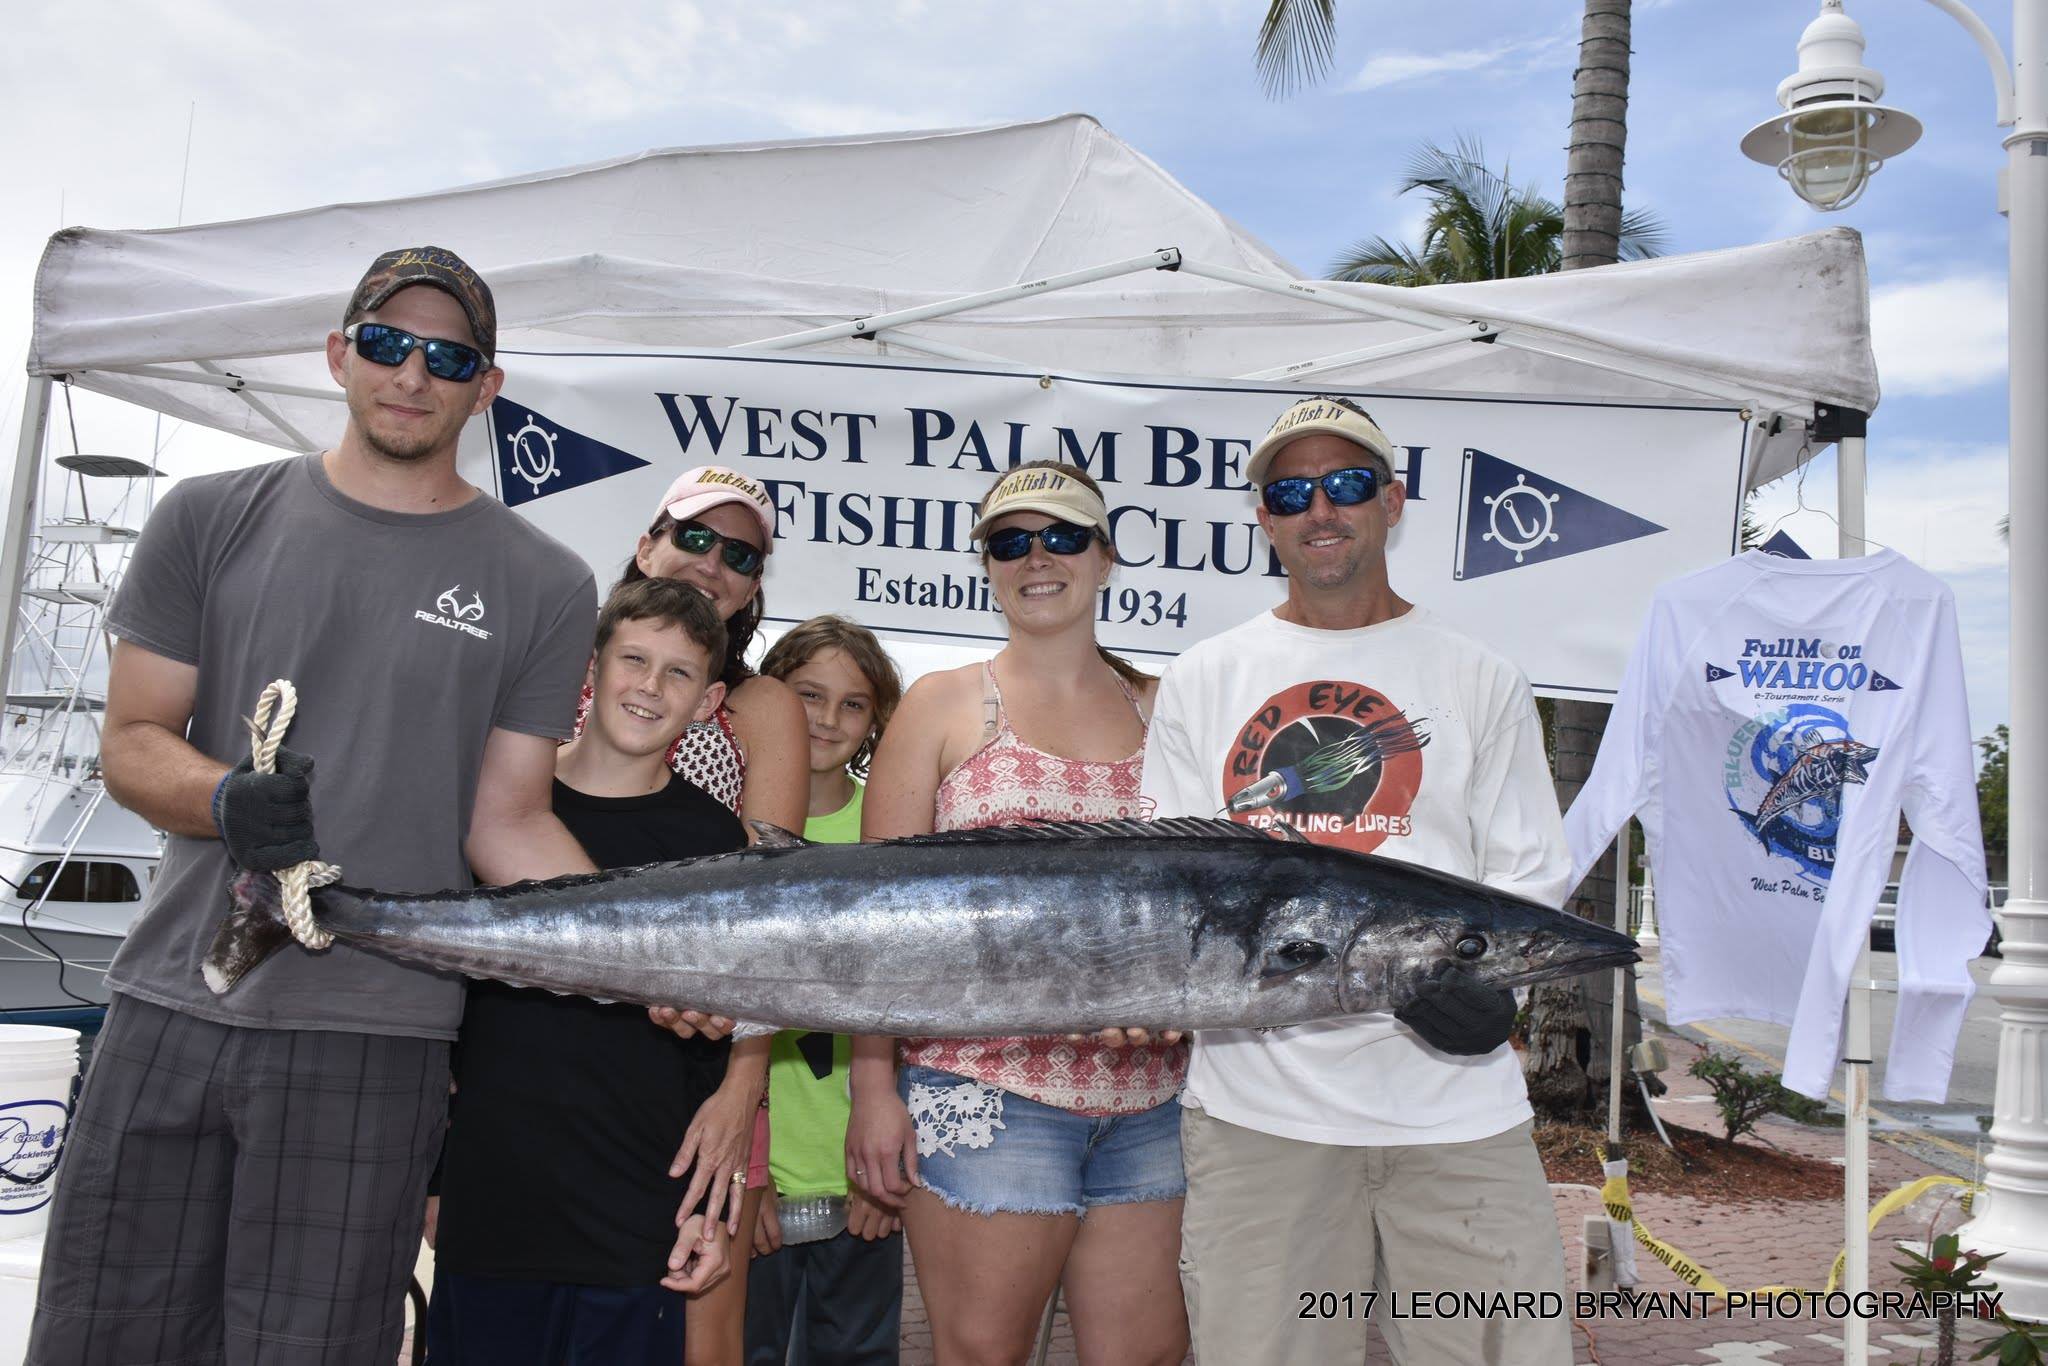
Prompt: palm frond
<box><xmin>1329</xmin><ymin>236</ymin><xmax>1442</xmax><ymax>286</ymax></box>
<box><xmin>1329</xmin><ymin>134</ymin><xmax>1667</xmax><ymax>286</ymax></box>
<box><xmin>1256</xmin><ymin>0</ymin><xmax>1338</xmax><ymax>99</ymax></box>
<box><xmin>1617</xmin><ymin>206</ymin><xmax>1671</xmax><ymax>261</ymax></box>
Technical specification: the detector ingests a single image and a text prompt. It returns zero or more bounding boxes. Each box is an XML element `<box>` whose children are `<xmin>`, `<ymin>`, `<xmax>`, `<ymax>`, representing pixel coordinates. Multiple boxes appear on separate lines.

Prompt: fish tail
<box><xmin>201</xmin><ymin>869</ymin><xmax>344</xmax><ymax>994</ymax></box>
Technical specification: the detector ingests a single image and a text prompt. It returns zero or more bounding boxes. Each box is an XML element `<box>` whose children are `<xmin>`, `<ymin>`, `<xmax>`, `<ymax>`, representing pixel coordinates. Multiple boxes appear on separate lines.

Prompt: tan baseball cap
<box><xmin>1246</xmin><ymin>396</ymin><xmax>1397</xmax><ymax>489</ymax></box>
<box><xmin>969</xmin><ymin>465</ymin><xmax>1112</xmax><ymax>541</ymax></box>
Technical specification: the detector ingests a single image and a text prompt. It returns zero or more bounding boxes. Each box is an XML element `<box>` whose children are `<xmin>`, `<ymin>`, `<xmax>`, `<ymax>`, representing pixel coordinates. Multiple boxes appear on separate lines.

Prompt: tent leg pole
<box><xmin>1838</xmin><ymin>430</ymin><xmax>1869</xmax><ymax>1366</ymax></box>
<box><xmin>0</xmin><ymin>375</ymin><xmax>54</xmax><ymax>693</ymax></box>
<box><xmin>1608</xmin><ymin>820</ymin><xmax>1628</xmax><ymax>1149</ymax></box>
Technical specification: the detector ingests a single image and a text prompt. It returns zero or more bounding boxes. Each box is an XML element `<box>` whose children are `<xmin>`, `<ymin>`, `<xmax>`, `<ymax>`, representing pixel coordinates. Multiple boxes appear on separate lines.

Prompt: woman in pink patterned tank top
<box><xmin>848</xmin><ymin>462</ymin><xmax>1191</xmax><ymax>1366</ymax></box>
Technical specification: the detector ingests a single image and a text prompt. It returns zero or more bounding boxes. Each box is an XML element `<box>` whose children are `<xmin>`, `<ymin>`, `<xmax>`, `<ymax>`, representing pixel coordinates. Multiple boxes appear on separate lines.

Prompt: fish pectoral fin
<box><xmin>746</xmin><ymin>820</ymin><xmax>810</xmax><ymax>849</ymax></box>
<box><xmin>1258</xmin><ymin>940</ymin><xmax>1332</xmax><ymax>986</ymax></box>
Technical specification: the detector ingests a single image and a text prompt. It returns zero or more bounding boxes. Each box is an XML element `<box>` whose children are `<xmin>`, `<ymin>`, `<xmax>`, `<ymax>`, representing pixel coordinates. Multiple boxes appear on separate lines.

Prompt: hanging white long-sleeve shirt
<box><xmin>1565</xmin><ymin>549</ymin><xmax>1988</xmax><ymax>1101</ymax></box>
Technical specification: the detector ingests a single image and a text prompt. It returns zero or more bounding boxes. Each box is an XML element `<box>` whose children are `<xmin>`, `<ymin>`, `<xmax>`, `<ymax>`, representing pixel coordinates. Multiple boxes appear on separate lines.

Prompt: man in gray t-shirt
<box><xmin>30</xmin><ymin>247</ymin><xmax>604</xmax><ymax>1366</ymax></box>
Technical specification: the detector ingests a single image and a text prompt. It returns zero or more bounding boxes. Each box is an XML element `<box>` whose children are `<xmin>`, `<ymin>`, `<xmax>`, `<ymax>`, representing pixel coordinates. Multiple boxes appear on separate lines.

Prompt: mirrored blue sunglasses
<box><xmin>1260</xmin><ymin>466</ymin><xmax>1386</xmax><ymax>517</ymax></box>
<box><xmin>343</xmin><ymin>323</ymin><xmax>488</xmax><ymax>383</ymax></box>
<box><xmin>984</xmin><ymin>521</ymin><xmax>1097</xmax><ymax>561</ymax></box>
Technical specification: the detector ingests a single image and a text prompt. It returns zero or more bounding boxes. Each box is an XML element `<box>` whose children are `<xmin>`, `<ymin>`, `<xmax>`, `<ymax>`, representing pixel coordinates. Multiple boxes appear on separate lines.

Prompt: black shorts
<box><xmin>427</xmin><ymin>1270</ymin><xmax>688</xmax><ymax>1365</ymax></box>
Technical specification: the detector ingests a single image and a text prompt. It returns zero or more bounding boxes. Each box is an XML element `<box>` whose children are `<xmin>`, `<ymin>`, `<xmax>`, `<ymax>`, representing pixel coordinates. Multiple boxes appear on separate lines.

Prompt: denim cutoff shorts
<box><xmin>897</xmin><ymin>1063</ymin><xmax>1185</xmax><ymax>1217</ymax></box>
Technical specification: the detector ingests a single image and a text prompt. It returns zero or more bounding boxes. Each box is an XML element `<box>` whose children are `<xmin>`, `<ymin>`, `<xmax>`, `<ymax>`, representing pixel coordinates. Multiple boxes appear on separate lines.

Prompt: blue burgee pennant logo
<box><xmin>488</xmin><ymin>398</ymin><xmax>651</xmax><ymax>507</ymax></box>
<box><xmin>1869</xmin><ymin>671</ymin><xmax>1902</xmax><ymax>692</ymax></box>
<box><xmin>1758</xmin><ymin>529</ymin><xmax>1812</xmax><ymax>560</ymax></box>
<box><xmin>1453</xmin><ymin>448</ymin><xmax>1666</xmax><ymax>580</ymax></box>
<box><xmin>1706</xmin><ymin>663</ymin><xmax>1734</xmax><ymax>683</ymax></box>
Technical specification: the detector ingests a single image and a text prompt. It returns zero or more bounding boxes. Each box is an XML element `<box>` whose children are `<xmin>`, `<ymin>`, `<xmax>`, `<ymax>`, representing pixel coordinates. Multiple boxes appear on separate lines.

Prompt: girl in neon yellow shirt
<box><xmin>746</xmin><ymin>616</ymin><xmax>906</xmax><ymax>1365</ymax></box>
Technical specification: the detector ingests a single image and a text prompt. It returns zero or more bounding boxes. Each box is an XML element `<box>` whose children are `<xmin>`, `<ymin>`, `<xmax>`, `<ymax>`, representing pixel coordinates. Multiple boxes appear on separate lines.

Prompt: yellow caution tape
<box><xmin>1814</xmin><ymin>1173</ymin><xmax>1980</xmax><ymax>1295</ymax></box>
<box><xmin>1598</xmin><ymin>1157</ymin><xmax>1977</xmax><ymax>1299</ymax></box>
<box><xmin>1600</xmin><ymin>1161</ymin><xmax>1731</xmax><ymax>1295</ymax></box>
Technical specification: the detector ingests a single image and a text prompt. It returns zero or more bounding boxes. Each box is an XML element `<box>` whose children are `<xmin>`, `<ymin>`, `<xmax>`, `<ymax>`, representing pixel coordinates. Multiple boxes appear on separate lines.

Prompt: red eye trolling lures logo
<box><xmin>1222</xmin><ymin>680</ymin><xmax>1428</xmax><ymax>853</ymax></box>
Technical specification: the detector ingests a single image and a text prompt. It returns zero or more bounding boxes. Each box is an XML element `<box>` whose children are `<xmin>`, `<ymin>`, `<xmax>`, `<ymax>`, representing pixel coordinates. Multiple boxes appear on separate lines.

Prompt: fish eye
<box><xmin>1455</xmin><ymin>935</ymin><xmax>1487</xmax><ymax>961</ymax></box>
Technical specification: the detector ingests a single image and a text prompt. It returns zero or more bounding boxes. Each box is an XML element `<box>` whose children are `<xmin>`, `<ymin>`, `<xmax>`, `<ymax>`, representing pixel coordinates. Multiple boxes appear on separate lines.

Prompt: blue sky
<box><xmin>0</xmin><ymin>0</ymin><xmax>2014</xmax><ymax>736</ymax></box>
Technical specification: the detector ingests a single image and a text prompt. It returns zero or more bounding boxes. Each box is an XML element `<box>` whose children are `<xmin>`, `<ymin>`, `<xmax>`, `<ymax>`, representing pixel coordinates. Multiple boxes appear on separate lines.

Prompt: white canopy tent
<box><xmin>21</xmin><ymin>113</ymin><xmax>1874</xmax><ymax>460</ymax></box>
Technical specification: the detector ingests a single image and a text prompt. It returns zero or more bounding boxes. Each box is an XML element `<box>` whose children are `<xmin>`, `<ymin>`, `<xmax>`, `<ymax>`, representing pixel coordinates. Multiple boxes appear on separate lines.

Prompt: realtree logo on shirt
<box><xmin>415</xmin><ymin>584</ymin><xmax>493</xmax><ymax>641</ymax></box>
<box><xmin>1222</xmin><ymin>680</ymin><xmax>1429</xmax><ymax>852</ymax></box>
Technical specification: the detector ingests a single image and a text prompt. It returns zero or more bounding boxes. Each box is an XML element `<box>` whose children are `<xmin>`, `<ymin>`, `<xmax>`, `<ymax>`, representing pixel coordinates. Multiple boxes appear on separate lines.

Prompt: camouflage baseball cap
<box><xmin>343</xmin><ymin>245</ymin><xmax>497</xmax><ymax>359</ymax></box>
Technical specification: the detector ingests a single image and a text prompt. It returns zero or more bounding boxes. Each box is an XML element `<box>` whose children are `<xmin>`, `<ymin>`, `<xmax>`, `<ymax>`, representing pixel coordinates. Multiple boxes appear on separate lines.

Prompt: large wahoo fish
<box><xmin>205</xmin><ymin>817</ymin><xmax>1637</xmax><ymax>1035</ymax></box>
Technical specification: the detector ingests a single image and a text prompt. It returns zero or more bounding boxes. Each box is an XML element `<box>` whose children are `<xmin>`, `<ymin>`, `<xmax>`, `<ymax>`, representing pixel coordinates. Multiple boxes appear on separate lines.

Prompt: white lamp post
<box><xmin>1743</xmin><ymin>0</ymin><xmax>2048</xmax><ymax>1328</ymax></box>
<box><xmin>1740</xmin><ymin>1</ymin><xmax>1924</xmax><ymax>208</ymax></box>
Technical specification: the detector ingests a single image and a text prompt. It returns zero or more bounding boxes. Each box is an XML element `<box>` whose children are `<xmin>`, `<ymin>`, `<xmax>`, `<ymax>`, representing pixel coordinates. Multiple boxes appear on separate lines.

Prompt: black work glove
<box><xmin>211</xmin><ymin>748</ymin><xmax>318</xmax><ymax>871</ymax></box>
<box><xmin>1395</xmin><ymin>962</ymin><xmax>1517</xmax><ymax>1056</ymax></box>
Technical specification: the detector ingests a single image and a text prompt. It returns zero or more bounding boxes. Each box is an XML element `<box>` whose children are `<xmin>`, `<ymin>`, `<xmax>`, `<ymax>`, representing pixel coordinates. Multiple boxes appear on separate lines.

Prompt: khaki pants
<box><xmin>1179</xmin><ymin>1108</ymin><xmax>1571</xmax><ymax>1366</ymax></box>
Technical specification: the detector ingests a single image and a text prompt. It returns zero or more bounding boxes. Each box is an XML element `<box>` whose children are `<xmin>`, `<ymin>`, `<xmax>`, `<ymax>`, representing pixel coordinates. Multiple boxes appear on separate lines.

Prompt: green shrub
<box><xmin>1686</xmin><ymin>1053</ymin><xmax>1822</xmax><ymax>1142</ymax></box>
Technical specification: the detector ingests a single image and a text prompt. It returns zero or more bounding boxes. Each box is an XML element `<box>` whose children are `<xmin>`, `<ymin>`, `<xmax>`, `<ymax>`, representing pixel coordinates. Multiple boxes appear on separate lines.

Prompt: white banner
<box><xmin>463</xmin><ymin>350</ymin><xmax>1748</xmax><ymax>699</ymax></box>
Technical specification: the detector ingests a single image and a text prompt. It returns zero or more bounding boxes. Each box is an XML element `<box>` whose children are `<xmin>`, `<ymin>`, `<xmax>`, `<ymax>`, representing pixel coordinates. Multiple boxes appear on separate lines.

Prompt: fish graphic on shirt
<box><xmin>1225</xmin><ymin>712</ymin><xmax>1430</xmax><ymax>814</ymax></box>
<box><xmin>1749</xmin><ymin>733</ymin><xmax>1881</xmax><ymax>838</ymax></box>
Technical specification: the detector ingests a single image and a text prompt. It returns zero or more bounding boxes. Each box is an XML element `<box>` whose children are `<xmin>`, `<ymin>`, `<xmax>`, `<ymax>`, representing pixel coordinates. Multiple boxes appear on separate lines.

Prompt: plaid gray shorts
<box><xmin>28</xmin><ymin>993</ymin><xmax>450</xmax><ymax>1366</ymax></box>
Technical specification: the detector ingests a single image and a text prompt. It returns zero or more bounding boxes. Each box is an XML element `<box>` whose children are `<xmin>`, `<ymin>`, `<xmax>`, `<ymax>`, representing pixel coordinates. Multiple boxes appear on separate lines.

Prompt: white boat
<box><xmin>0</xmin><ymin>451</ymin><xmax>162</xmax><ymax>1022</ymax></box>
<box><xmin>0</xmin><ymin>769</ymin><xmax>158</xmax><ymax>1019</ymax></box>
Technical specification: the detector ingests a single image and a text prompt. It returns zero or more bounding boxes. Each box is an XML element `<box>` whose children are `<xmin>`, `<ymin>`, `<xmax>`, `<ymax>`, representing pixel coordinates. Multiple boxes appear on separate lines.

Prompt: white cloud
<box><xmin>1346</xmin><ymin>34</ymin><xmax>1572</xmax><ymax>93</ymax></box>
<box><xmin>1349</xmin><ymin>47</ymin><xmax>1515</xmax><ymax>92</ymax></box>
<box><xmin>766</xmin><ymin>99</ymin><xmax>987</xmax><ymax>140</ymax></box>
<box><xmin>1870</xmin><ymin>274</ymin><xmax>2007</xmax><ymax>396</ymax></box>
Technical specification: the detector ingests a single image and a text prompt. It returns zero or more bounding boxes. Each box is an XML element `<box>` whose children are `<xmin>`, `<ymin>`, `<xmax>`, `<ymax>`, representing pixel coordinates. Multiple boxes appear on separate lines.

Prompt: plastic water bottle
<box><xmin>776</xmin><ymin>1195</ymin><xmax>849</xmax><ymax>1245</ymax></box>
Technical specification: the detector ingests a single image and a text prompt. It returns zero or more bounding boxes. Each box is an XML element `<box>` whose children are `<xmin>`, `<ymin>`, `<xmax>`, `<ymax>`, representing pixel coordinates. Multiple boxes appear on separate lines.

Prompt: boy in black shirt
<box><xmin>428</xmin><ymin>579</ymin><xmax>744</xmax><ymax>1364</ymax></box>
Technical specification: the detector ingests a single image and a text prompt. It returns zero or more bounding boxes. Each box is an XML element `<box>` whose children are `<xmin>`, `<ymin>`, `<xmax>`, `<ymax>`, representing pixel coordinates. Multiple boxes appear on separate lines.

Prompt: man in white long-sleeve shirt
<box><xmin>1140</xmin><ymin>396</ymin><xmax>1573</xmax><ymax>1366</ymax></box>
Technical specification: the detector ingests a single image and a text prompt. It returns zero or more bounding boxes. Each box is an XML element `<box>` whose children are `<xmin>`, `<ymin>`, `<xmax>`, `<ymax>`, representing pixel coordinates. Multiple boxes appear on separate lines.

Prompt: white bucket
<box><xmin>0</xmin><ymin>1025</ymin><xmax>80</xmax><ymax>1241</ymax></box>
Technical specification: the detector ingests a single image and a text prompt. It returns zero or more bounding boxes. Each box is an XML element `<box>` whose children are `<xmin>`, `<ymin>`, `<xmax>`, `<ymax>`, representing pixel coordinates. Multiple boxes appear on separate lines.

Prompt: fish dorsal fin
<box><xmin>747</xmin><ymin>821</ymin><xmax>809</xmax><ymax>850</ymax></box>
<box><xmin>885</xmin><ymin>817</ymin><xmax>1295</xmax><ymax>849</ymax></box>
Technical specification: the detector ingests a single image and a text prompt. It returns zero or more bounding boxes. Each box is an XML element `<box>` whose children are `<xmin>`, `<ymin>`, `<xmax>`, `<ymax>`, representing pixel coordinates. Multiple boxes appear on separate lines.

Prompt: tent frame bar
<box><xmin>735</xmin><ymin>248</ymin><xmax>1184</xmax><ymax>353</ymax></box>
<box><xmin>1235</xmin><ymin>322</ymin><xmax>1492</xmax><ymax>382</ymax></box>
<box><xmin>192</xmin><ymin>360</ymin><xmax>320</xmax><ymax>452</ymax></box>
<box><xmin>77</xmin><ymin>363</ymin><xmax>336</xmax><ymax>451</ymax></box>
<box><xmin>85</xmin><ymin>364</ymin><xmax>346</xmax><ymax>407</ymax></box>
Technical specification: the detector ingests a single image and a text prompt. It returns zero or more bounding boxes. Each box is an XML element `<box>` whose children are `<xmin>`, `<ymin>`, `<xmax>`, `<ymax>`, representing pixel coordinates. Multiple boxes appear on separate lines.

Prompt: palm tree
<box><xmin>1330</xmin><ymin>136</ymin><xmax>1665</xmax><ymax>285</ymax></box>
<box><xmin>1531</xmin><ymin>0</ymin><xmax>1640</xmax><ymax>1124</ymax></box>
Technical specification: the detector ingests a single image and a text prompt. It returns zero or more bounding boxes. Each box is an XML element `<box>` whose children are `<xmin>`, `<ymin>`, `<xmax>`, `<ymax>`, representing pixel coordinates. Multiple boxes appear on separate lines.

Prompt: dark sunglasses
<box><xmin>343</xmin><ymin>323</ymin><xmax>488</xmax><ymax>383</ymax></box>
<box><xmin>669</xmin><ymin>519</ymin><xmax>766</xmax><ymax>577</ymax></box>
<box><xmin>1261</xmin><ymin>466</ymin><xmax>1386</xmax><ymax>518</ymax></box>
<box><xmin>984</xmin><ymin>521</ymin><xmax>1098</xmax><ymax>562</ymax></box>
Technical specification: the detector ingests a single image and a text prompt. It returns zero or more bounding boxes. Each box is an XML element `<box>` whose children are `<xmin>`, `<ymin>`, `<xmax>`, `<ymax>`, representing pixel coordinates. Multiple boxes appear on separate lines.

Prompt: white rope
<box><xmin>246</xmin><ymin>679</ymin><xmax>342</xmax><ymax>950</ymax></box>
